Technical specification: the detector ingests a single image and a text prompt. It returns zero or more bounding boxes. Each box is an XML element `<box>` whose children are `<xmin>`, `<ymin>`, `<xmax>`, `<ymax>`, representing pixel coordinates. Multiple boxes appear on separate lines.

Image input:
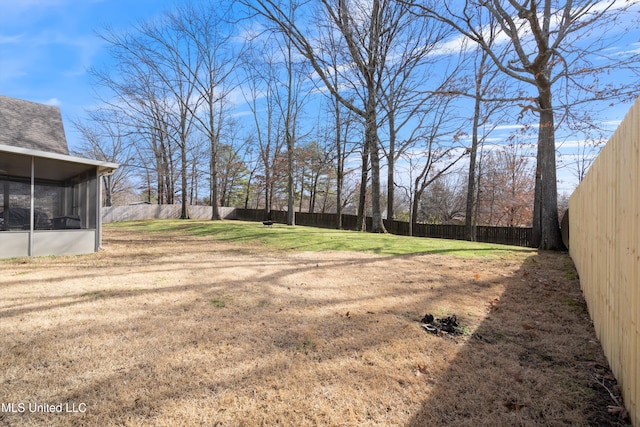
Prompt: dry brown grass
<box><xmin>0</xmin><ymin>226</ymin><xmax>627</xmax><ymax>426</ymax></box>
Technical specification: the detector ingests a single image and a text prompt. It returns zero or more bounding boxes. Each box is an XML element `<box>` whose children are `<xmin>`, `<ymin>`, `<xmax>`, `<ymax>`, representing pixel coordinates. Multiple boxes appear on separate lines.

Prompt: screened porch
<box><xmin>0</xmin><ymin>144</ymin><xmax>117</xmax><ymax>258</ymax></box>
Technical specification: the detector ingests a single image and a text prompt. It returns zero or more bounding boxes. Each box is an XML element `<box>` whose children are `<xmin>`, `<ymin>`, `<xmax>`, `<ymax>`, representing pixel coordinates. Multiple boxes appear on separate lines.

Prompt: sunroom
<box><xmin>0</xmin><ymin>95</ymin><xmax>118</xmax><ymax>258</ymax></box>
<box><xmin>0</xmin><ymin>145</ymin><xmax>117</xmax><ymax>258</ymax></box>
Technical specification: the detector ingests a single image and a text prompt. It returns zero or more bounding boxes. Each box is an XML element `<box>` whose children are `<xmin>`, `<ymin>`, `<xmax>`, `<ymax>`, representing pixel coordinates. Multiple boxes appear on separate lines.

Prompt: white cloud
<box><xmin>428</xmin><ymin>34</ymin><xmax>469</xmax><ymax>57</ymax></box>
<box><xmin>601</xmin><ymin>119</ymin><xmax>623</xmax><ymax>127</ymax></box>
<box><xmin>492</xmin><ymin>124</ymin><xmax>532</xmax><ymax>131</ymax></box>
<box><xmin>42</xmin><ymin>98</ymin><xmax>62</xmax><ymax>106</ymax></box>
<box><xmin>0</xmin><ymin>34</ymin><xmax>23</xmax><ymax>44</ymax></box>
<box><xmin>0</xmin><ymin>0</ymin><xmax>67</xmax><ymax>22</ymax></box>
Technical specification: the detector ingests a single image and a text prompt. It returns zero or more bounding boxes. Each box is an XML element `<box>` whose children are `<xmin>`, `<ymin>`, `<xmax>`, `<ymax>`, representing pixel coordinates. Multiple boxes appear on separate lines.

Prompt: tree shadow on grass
<box><xmin>406</xmin><ymin>251</ymin><xmax>627</xmax><ymax>427</ymax></box>
<box><xmin>0</xmin><ymin>231</ymin><xmax>626</xmax><ymax>426</ymax></box>
<box><xmin>0</xmin><ymin>238</ymin><xmax>495</xmax><ymax>426</ymax></box>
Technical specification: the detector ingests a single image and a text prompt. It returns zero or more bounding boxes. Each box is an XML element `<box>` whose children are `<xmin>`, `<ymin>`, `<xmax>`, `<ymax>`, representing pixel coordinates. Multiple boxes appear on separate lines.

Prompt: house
<box><xmin>0</xmin><ymin>95</ymin><xmax>118</xmax><ymax>258</ymax></box>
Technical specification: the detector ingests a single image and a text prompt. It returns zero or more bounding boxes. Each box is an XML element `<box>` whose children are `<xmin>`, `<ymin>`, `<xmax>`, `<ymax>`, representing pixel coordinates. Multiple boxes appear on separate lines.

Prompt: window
<box><xmin>0</xmin><ymin>156</ymin><xmax>98</xmax><ymax>231</ymax></box>
<box><xmin>0</xmin><ymin>178</ymin><xmax>32</xmax><ymax>230</ymax></box>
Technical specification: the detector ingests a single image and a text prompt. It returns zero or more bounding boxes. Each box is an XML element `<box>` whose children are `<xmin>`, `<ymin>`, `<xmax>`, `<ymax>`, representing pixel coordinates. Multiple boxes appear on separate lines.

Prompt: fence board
<box><xmin>103</xmin><ymin>206</ymin><xmax>533</xmax><ymax>248</ymax></box>
<box><xmin>569</xmin><ymin>96</ymin><xmax>640</xmax><ymax>426</ymax></box>
<box><xmin>232</xmin><ymin>209</ymin><xmax>532</xmax><ymax>248</ymax></box>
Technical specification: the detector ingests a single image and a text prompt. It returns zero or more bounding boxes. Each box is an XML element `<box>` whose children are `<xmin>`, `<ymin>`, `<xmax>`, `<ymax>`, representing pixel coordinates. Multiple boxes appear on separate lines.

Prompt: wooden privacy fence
<box><xmin>233</xmin><ymin>208</ymin><xmax>533</xmax><ymax>247</ymax></box>
<box><xmin>103</xmin><ymin>206</ymin><xmax>532</xmax><ymax>247</ymax></box>
<box><xmin>569</xmin><ymin>97</ymin><xmax>640</xmax><ymax>426</ymax></box>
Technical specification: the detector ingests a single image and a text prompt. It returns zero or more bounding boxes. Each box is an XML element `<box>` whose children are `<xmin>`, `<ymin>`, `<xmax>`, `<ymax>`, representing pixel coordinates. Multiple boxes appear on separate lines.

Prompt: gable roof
<box><xmin>0</xmin><ymin>95</ymin><xmax>69</xmax><ymax>155</ymax></box>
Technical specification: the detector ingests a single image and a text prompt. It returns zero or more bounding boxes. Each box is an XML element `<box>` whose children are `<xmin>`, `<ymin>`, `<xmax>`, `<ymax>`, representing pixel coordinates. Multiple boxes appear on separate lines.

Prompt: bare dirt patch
<box><xmin>0</xmin><ymin>226</ymin><xmax>626</xmax><ymax>426</ymax></box>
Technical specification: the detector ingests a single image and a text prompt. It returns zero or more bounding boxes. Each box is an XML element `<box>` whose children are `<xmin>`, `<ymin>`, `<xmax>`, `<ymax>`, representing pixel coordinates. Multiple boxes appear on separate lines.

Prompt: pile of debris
<box><xmin>420</xmin><ymin>313</ymin><xmax>463</xmax><ymax>336</ymax></box>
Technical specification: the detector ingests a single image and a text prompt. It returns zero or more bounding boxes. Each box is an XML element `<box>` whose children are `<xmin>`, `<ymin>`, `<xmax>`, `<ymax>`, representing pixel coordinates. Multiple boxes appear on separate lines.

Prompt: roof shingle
<box><xmin>0</xmin><ymin>95</ymin><xmax>69</xmax><ymax>155</ymax></box>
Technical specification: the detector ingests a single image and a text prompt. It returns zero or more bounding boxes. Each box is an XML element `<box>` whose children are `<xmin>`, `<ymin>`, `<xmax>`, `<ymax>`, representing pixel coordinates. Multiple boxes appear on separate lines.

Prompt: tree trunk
<box><xmin>210</xmin><ymin>103</ymin><xmax>221</xmax><ymax>220</ymax></box>
<box><xmin>387</xmin><ymin>114</ymin><xmax>396</xmax><ymax>220</ymax></box>
<box><xmin>335</xmin><ymin>99</ymin><xmax>343</xmax><ymax>230</ymax></box>
<box><xmin>287</xmin><ymin>130</ymin><xmax>295</xmax><ymax>226</ymax></box>
<box><xmin>532</xmin><ymin>86</ymin><xmax>563</xmax><ymax>250</ymax></box>
<box><xmin>406</xmin><ymin>183</ymin><xmax>414</xmax><ymax>237</ymax></box>
<box><xmin>366</xmin><ymin>91</ymin><xmax>386</xmax><ymax>233</ymax></box>
<box><xmin>103</xmin><ymin>175</ymin><xmax>113</xmax><ymax>207</ymax></box>
<box><xmin>321</xmin><ymin>178</ymin><xmax>330</xmax><ymax>213</ymax></box>
<box><xmin>369</xmin><ymin>134</ymin><xmax>385</xmax><ymax>233</ymax></box>
<box><xmin>298</xmin><ymin>166</ymin><xmax>305</xmax><ymax>213</ymax></box>
<box><xmin>356</xmin><ymin>142</ymin><xmax>369</xmax><ymax>231</ymax></box>
<box><xmin>309</xmin><ymin>171</ymin><xmax>320</xmax><ymax>214</ymax></box>
<box><xmin>244</xmin><ymin>170</ymin><xmax>254</xmax><ymax>209</ymax></box>
<box><xmin>190</xmin><ymin>159</ymin><xmax>196</xmax><ymax>205</ymax></box>
<box><xmin>264</xmin><ymin>167</ymin><xmax>271</xmax><ymax>219</ymax></box>
<box><xmin>210</xmin><ymin>144</ymin><xmax>220</xmax><ymax>220</ymax></box>
<box><xmin>181</xmin><ymin>143</ymin><xmax>189</xmax><ymax>219</ymax></box>
<box><xmin>411</xmin><ymin>183</ymin><xmax>422</xmax><ymax>234</ymax></box>
<box><xmin>166</xmin><ymin>142</ymin><xmax>175</xmax><ymax>205</ymax></box>
<box><xmin>336</xmin><ymin>159</ymin><xmax>343</xmax><ymax>229</ymax></box>
<box><xmin>465</xmin><ymin>94</ymin><xmax>481</xmax><ymax>241</ymax></box>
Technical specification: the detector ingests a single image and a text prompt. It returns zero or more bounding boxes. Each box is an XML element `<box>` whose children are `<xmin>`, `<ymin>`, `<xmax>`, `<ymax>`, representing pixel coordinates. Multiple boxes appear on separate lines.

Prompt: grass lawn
<box><xmin>0</xmin><ymin>219</ymin><xmax>626</xmax><ymax>426</ymax></box>
<box><xmin>107</xmin><ymin>219</ymin><xmax>535</xmax><ymax>257</ymax></box>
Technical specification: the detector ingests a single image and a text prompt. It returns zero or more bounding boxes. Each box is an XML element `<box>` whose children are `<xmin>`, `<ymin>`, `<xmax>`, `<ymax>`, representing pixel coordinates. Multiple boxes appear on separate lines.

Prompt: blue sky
<box><xmin>0</xmin><ymin>0</ymin><xmax>176</xmax><ymax>143</ymax></box>
<box><xmin>1</xmin><ymin>0</ymin><xmax>638</xmax><ymax>195</ymax></box>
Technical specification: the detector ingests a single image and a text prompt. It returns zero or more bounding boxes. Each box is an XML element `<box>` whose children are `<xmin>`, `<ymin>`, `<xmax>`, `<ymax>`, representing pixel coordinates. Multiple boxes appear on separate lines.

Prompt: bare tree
<box><xmin>296</xmin><ymin>139</ymin><xmax>334</xmax><ymax>214</ymax></box>
<box><xmin>316</xmin><ymin>23</ymin><xmax>360</xmax><ymax>228</ymax></box>
<box><xmin>137</xmin><ymin>18</ymin><xmax>203</xmax><ymax>218</ymax></box>
<box><xmin>171</xmin><ymin>2</ymin><xmax>240</xmax><ymax>219</ymax></box>
<box><xmin>242</xmin><ymin>0</ymin><xmax>433</xmax><ymax>233</ymax></box>
<box><xmin>268</xmin><ymin>6</ymin><xmax>312</xmax><ymax>225</ymax></box>
<box><xmin>142</xmin><ymin>96</ymin><xmax>178</xmax><ymax>205</ymax></box>
<box><xmin>240</xmin><ymin>42</ymin><xmax>287</xmax><ymax>218</ymax></box>
<box><xmin>187</xmin><ymin>134</ymin><xmax>208</xmax><ymax>204</ymax></box>
<box><xmin>407</xmin><ymin>94</ymin><xmax>468</xmax><ymax>230</ymax></box>
<box><xmin>332</xmin><ymin>104</ymin><xmax>360</xmax><ymax>227</ymax></box>
<box><xmin>377</xmin><ymin>10</ymin><xmax>454</xmax><ymax>220</ymax></box>
<box><xmin>90</xmin><ymin>38</ymin><xmax>179</xmax><ymax>205</ymax></box>
<box><xmin>213</xmin><ymin>122</ymin><xmax>251</xmax><ymax>208</ymax></box>
<box><xmin>408</xmin><ymin>0</ymin><xmax>640</xmax><ymax>249</ymax></box>
<box><xmin>418</xmin><ymin>171</ymin><xmax>467</xmax><ymax>224</ymax></box>
<box><xmin>556</xmin><ymin>109</ymin><xmax>608</xmax><ymax>185</ymax></box>
<box><xmin>97</xmin><ymin>13</ymin><xmax>203</xmax><ymax>219</ymax></box>
<box><xmin>237</xmin><ymin>141</ymin><xmax>261</xmax><ymax>209</ymax></box>
<box><xmin>462</xmin><ymin>17</ymin><xmax>511</xmax><ymax>241</ymax></box>
<box><xmin>477</xmin><ymin>144</ymin><xmax>535</xmax><ymax>227</ymax></box>
<box><xmin>71</xmin><ymin>110</ymin><xmax>136</xmax><ymax>206</ymax></box>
